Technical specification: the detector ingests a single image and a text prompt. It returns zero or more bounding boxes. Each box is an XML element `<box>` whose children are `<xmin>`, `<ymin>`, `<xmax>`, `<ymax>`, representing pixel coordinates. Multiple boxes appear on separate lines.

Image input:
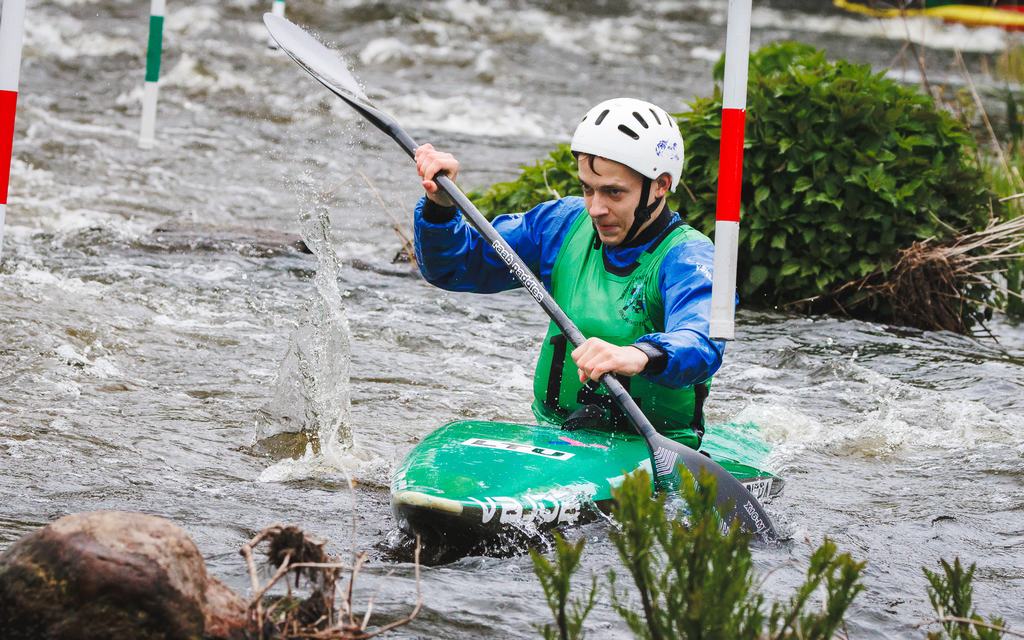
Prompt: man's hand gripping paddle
<box><xmin>263</xmin><ymin>14</ymin><xmax>778</xmax><ymax>544</ymax></box>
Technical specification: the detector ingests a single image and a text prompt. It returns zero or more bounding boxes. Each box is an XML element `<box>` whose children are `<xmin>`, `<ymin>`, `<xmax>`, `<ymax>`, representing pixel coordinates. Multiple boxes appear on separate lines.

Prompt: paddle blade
<box><xmin>263</xmin><ymin>14</ymin><xmax>370</xmax><ymax>106</ymax></box>
<box><xmin>651</xmin><ymin>434</ymin><xmax>778</xmax><ymax>544</ymax></box>
<box><xmin>263</xmin><ymin>14</ymin><xmax>418</xmax><ymax>156</ymax></box>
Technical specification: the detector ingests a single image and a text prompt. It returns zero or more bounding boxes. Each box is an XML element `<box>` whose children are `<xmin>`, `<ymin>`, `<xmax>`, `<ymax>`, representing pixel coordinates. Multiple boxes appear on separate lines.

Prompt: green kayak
<box><xmin>391</xmin><ymin>420</ymin><xmax>782</xmax><ymax>550</ymax></box>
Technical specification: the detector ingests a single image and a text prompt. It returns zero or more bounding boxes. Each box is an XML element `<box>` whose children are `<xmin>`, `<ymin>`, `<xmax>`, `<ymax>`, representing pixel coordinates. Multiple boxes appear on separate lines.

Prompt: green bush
<box><xmin>470</xmin><ymin>145</ymin><xmax>580</xmax><ymax>219</ymax></box>
<box><xmin>607</xmin><ymin>469</ymin><xmax>766</xmax><ymax>639</ymax></box>
<box><xmin>531</xmin><ymin>470</ymin><xmax>1014</xmax><ymax>639</ymax></box>
<box><xmin>532</xmin><ymin>468</ymin><xmax>865</xmax><ymax>640</ymax></box>
<box><xmin>924</xmin><ymin>558</ymin><xmax>1007</xmax><ymax>640</ymax></box>
<box><xmin>471</xmin><ymin>42</ymin><xmax>994</xmax><ymax>317</ymax></box>
<box><xmin>529</xmin><ymin>534</ymin><xmax>597</xmax><ymax>640</ymax></box>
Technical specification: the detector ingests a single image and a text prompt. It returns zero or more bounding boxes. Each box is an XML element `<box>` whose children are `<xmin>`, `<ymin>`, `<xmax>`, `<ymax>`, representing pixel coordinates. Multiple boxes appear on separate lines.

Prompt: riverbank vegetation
<box><xmin>469</xmin><ymin>42</ymin><xmax>1024</xmax><ymax>334</ymax></box>
<box><xmin>531</xmin><ymin>469</ymin><xmax>1014</xmax><ymax>640</ymax></box>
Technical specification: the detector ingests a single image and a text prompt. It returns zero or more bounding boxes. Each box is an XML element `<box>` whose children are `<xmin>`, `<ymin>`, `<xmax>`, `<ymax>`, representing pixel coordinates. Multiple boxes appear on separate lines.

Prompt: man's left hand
<box><xmin>571</xmin><ymin>338</ymin><xmax>649</xmax><ymax>383</ymax></box>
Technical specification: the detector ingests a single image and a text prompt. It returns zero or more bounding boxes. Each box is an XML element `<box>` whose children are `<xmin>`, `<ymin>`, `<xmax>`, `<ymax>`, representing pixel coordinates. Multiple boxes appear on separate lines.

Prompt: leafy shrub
<box><xmin>609</xmin><ymin>469</ymin><xmax>864</xmax><ymax>640</ymax></box>
<box><xmin>924</xmin><ymin>558</ymin><xmax>1007</xmax><ymax>640</ymax></box>
<box><xmin>531</xmin><ymin>471</ymin><xmax>1014</xmax><ymax>639</ymax></box>
<box><xmin>532</xmin><ymin>468</ymin><xmax>1020</xmax><ymax>639</ymax></box>
<box><xmin>529</xmin><ymin>534</ymin><xmax>597</xmax><ymax>640</ymax></box>
<box><xmin>471</xmin><ymin>42</ymin><xmax>995</xmax><ymax>320</ymax></box>
<box><xmin>531</xmin><ymin>468</ymin><xmax>865</xmax><ymax>640</ymax></box>
<box><xmin>470</xmin><ymin>145</ymin><xmax>580</xmax><ymax>219</ymax></box>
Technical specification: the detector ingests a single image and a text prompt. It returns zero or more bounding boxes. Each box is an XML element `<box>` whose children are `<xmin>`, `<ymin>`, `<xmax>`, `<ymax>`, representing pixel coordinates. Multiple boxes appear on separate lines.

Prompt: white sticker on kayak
<box><xmin>741</xmin><ymin>477</ymin><xmax>774</xmax><ymax>501</ymax></box>
<box><xmin>462</xmin><ymin>438</ymin><xmax>574</xmax><ymax>460</ymax></box>
<box><xmin>469</xmin><ymin>495</ymin><xmax>582</xmax><ymax>525</ymax></box>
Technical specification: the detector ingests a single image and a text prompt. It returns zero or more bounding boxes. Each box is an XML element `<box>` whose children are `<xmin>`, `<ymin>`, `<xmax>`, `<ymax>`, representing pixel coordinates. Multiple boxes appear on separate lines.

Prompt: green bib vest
<box><xmin>531</xmin><ymin>210</ymin><xmax>708</xmax><ymax>448</ymax></box>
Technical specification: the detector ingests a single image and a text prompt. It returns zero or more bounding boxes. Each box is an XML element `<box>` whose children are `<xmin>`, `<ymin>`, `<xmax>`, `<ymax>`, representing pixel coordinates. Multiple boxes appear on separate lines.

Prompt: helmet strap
<box><xmin>623</xmin><ymin>177</ymin><xmax>662</xmax><ymax>245</ymax></box>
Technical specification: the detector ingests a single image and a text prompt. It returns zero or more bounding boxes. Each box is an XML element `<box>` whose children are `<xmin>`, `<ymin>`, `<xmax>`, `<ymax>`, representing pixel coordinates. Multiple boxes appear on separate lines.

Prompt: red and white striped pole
<box><xmin>709</xmin><ymin>0</ymin><xmax>752</xmax><ymax>341</ymax></box>
<box><xmin>0</xmin><ymin>0</ymin><xmax>27</xmax><ymax>260</ymax></box>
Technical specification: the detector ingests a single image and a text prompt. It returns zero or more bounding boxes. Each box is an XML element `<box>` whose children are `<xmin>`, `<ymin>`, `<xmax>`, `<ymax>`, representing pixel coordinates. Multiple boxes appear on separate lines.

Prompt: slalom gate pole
<box><xmin>709</xmin><ymin>0</ymin><xmax>752</xmax><ymax>341</ymax></box>
<box><xmin>0</xmin><ymin>0</ymin><xmax>27</xmax><ymax>260</ymax></box>
<box><xmin>139</xmin><ymin>0</ymin><xmax>165</xmax><ymax>149</ymax></box>
<box><xmin>268</xmin><ymin>0</ymin><xmax>286</xmax><ymax>49</ymax></box>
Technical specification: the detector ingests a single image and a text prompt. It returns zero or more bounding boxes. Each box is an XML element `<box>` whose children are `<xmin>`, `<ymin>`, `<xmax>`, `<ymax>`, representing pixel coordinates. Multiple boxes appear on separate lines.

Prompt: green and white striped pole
<box><xmin>1</xmin><ymin>0</ymin><xmax>27</xmax><ymax>260</ymax></box>
<box><xmin>267</xmin><ymin>0</ymin><xmax>286</xmax><ymax>49</ymax></box>
<box><xmin>139</xmin><ymin>0</ymin><xmax>165</xmax><ymax>149</ymax></box>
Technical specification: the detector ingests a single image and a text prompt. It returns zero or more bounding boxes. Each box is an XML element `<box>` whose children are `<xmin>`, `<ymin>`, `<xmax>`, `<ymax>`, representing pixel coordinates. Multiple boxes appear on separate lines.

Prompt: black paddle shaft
<box><xmin>262</xmin><ymin>13</ymin><xmax>778</xmax><ymax>543</ymax></box>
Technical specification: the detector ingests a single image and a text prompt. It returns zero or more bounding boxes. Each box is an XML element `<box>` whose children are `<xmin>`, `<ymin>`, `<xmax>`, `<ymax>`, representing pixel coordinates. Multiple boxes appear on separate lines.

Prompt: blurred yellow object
<box><xmin>834</xmin><ymin>0</ymin><xmax>1024</xmax><ymax>30</ymax></box>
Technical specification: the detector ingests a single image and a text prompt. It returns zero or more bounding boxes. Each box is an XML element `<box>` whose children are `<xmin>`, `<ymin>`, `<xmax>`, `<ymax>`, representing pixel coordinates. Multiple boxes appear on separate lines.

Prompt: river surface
<box><xmin>1</xmin><ymin>0</ymin><xmax>1022</xmax><ymax>637</ymax></box>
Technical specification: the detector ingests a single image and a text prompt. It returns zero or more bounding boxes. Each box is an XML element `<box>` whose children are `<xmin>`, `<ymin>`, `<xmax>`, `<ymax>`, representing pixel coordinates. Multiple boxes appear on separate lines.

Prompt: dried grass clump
<box><xmin>240</xmin><ymin>525</ymin><xmax>421</xmax><ymax>640</ymax></box>
<box><xmin>827</xmin><ymin>216</ymin><xmax>1024</xmax><ymax>333</ymax></box>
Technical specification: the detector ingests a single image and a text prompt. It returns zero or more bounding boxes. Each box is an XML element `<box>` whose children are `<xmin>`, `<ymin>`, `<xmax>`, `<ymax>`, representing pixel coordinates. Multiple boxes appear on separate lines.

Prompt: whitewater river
<box><xmin>1</xmin><ymin>0</ymin><xmax>1022</xmax><ymax>637</ymax></box>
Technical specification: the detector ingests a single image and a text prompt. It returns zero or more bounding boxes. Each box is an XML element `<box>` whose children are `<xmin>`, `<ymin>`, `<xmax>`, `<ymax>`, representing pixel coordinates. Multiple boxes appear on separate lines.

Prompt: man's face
<box><xmin>578</xmin><ymin>155</ymin><xmax>645</xmax><ymax>247</ymax></box>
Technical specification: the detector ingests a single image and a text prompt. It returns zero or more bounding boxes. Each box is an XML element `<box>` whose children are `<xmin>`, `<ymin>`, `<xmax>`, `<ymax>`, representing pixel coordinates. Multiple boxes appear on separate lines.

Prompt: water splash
<box><xmin>255</xmin><ymin>175</ymin><xmax>353</xmax><ymax>477</ymax></box>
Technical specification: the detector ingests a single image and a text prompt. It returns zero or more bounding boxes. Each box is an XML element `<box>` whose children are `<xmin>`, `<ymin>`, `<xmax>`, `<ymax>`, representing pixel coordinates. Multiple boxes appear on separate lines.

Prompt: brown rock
<box><xmin>0</xmin><ymin>511</ymin><xmax>246</xmax><ymax>640</ymax></box>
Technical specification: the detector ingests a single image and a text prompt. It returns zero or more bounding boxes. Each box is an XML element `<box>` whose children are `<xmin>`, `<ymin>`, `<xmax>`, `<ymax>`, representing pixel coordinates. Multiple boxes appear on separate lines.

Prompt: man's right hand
<box><xmin>415</xmin><ymin>144</ymin><xmax>459</xmax><ymax>207</ymax></box>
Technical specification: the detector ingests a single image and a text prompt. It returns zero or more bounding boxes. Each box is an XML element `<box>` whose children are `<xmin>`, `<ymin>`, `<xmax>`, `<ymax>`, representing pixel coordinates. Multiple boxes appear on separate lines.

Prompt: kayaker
<box><xmin>412</xmin><ymin>98</ymin><xmax>724</xmax><ymax>448</ymax></box>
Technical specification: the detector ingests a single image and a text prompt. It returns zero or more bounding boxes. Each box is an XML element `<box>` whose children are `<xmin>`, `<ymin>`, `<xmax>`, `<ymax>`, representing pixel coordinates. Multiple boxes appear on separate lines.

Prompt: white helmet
<box><xmin>570</xmin><ymin>97</ymin><xmax>684</xmax><ymax>191</ymax></box>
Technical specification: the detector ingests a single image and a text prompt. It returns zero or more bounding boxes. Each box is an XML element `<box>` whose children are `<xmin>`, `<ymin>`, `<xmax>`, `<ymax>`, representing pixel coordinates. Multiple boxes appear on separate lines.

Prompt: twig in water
<box><xmin>358</xmin><ymin>537</ymin><xmax>423</xmax><ymax>639</ymax></box>
<box><xmin>915</xmin><ymin>616</ymin><xmax>1024</xmax><ymax>638</ymax></box>
<box><xmin>358</xmin><ymin>170</ymin><xmax>417</xmax><ymax>265</ymax></box>
<box><xmin>241</xmin><ymin>524</ymin><xmax>284</xmax><ymax>635</ymax></box>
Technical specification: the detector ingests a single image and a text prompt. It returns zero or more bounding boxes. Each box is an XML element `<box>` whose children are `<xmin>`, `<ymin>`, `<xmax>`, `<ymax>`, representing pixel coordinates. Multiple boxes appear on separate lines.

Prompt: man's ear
<box><xmin>655</xmin><ymin>174</ymin><xmax>672</xmax><ymax>198</ymax></box>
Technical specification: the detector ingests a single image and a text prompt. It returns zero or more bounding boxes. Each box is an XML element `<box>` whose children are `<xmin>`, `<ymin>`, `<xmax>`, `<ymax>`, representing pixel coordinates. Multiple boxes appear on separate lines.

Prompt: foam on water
<box><xmin>10</xmin><ymin>264</ymin><xmax>110</xmax><ymax>299</ymax></box>
<box><xmin>165</xmin><ymin>6</ymin><xmax>222</xmax><ymax>37</ymax></box>
<box><xmin>359</xmin><ymin>38</ymin><xmax>417</xmax><ymax>67</ymax></box>
<box><xmin>22</xmin><ymin>104</ymin><xmax>136</xmax><ymax>142</ymax></box>
<box><xmin>733</xmin><ymin>360</ymin><xmax>1022</xmax><ymax>462</ymax></box>
<box><xmin>23</xmin><ymin>14</ymin><xmax>137</xmax><ymax>60</ymax></box>
<box><xmin>257</xmin><ymin>442</ymin><xmax>392</xmax><ymax>488</ymax></box>
<box><xmin>356</xmin><ymin>36</ymin><xmax>495</xmax><ymax>81</ymax></box>
<box><xmin>388</xmin><ymin>93</ymin><xmax>548</xmax><ymax>139</ymax></box>
<box><xmin>160</xmin><ymin>54</ymin><xmax>261</xmax><ymax>95</ymax></box>
<box><xmin>690</xmin><ymin>46</ymin><xmax>722</xmax><ymax>63</ymax></box>
<box><xmin>534</xmin><ymin>13</ymin><xmax>645</xmax><ymax>58</ymax></box>
<box><xmin>54</xmin><ymin>344</ymin><xmax>122</xmax><ymax>379</ymax></box>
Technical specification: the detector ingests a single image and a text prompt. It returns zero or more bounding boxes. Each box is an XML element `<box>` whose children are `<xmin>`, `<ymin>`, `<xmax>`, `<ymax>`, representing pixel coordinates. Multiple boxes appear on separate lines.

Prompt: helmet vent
<box><xmin>617</xmin><ymin>124</ymin><xmax>640</xmax><ymax>140</ymax></box>
<box><xmin>632</xmin><ymin>112</ymin><xmax>649</xmax><ymax>129</ymax></box>
<box><xmin>595</xmin><ymin>109</ymin><xmax>610</xmax><ymax>126</ymax></box>
<box><xmin>649</xmin><ymin>108</ymin><xmax>661</xmax><ymax>125</ymax></box>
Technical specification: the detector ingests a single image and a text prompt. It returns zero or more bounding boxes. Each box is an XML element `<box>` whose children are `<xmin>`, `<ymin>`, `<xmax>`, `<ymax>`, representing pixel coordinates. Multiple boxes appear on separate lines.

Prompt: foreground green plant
<box><xmin>532</xmin><ymin>469</ymin><xmax>865</xmax><ymax>640</ymax></box>
<box><xmin>924</xmin><ymin>558</ymin><xmax>1008</xmax><ymax>640</ymax></box>
<box><xmin>531</xmin><ymin>470</ymin><xmax>1015</xmax><ymax>639</ymax></box>
<box><xmin>611</xmin><ymin>469</ymin><xmax>863</xmax><ymax>640</ymax></box>
<box><xmin>607</xmin><ymin>469</ymin><xmax>768</xmax><ymax>640</ymax></box>
<box><xmin>529</xmin><ymin>534</ymin><xmax>598</xmax><ymax>640</ymax></box>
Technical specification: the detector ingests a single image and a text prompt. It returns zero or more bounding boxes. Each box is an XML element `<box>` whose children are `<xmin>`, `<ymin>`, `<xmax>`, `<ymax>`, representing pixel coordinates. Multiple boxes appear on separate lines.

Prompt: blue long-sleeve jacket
<box><xmin>413</xmin><ymin>195</ymin><xmax>726</xmax><ymax>389</ymax></box>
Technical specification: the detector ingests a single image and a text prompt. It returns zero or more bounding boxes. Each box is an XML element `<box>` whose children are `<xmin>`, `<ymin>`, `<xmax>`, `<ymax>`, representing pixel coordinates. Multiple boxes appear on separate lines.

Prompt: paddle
<box><xmin>263</xmin><ymin>14</ymin><xmax>778</xmax><ymax>544</ymax></box>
